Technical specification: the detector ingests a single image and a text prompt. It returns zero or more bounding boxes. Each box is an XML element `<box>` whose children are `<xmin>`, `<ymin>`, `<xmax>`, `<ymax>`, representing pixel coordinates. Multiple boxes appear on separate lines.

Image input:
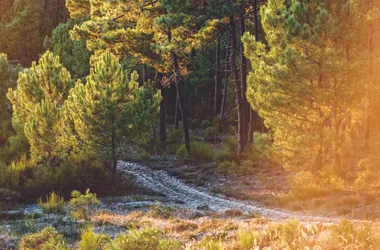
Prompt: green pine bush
<box><xmin>69</xmin><ymin>189</ymin><xmax>99</xmax><ymax>221</ymax></box>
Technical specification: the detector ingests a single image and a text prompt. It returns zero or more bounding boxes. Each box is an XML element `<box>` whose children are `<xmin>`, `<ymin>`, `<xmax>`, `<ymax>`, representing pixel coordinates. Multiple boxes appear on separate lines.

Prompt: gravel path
<box><xmin>3</xmin><ymin>161</ymin><xmax>338</xmax><ymax>223</ymax></box>
<box><xmin>117</xmin><ymin>161</ymin><xmax>333</xmax><ymax>222</ymax></box>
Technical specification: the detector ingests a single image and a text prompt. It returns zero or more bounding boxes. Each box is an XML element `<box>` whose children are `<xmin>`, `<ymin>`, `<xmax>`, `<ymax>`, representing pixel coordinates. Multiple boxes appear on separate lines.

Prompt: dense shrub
<box><xmin>18</xmin><ymin>227</ymin><xmax>68</xmax><ymax>250</ymax></box>
<box><xmin>203</xmin><ymin>126</ymin><xmax>219</xmax><ymax>142</ymax></box>
<box><xmin>213</xmin><ymin>149</ymin><xmax>235</xmax><ymax>164</ymax></box>
<box><xmin>176</xmin><ymin>141</ymin><xmax>214</xmax><ymax>163</ymax></box>
<box><xmin>137</xmin><ymin>151</ymin><xmax>151</xmax><ymax>162</ymax></box>
<box><xmin>38</xmin><ymin>191</ymin><xmax>65</xmax><ymax>214</ymax></box>
<box><xmin>78</xmin><ymin>227</ymin><xmax>110</xmax><ymax>250</ymax></box>
<box><xmin>69</xmin><ymin>189</ymin><xmax>99</xmax><ymax>220</ymax></box>
<box><xmin>0</xmin><ymin>155</ymin><xmax>111</xmax><ymax>203</ymax></box>
<box><xmin>0</xmin><ymin>156</ymin><xmax>35</xmax><ymax>190</ymax></box>
<box><xmin>22</xmin><ymin>157</ymin><xmax>111</xmax><ymax>201</ymax></box>
<box><xmin>290</xmin><ymin>171</ymin><xmax>344</xmax><ymax>200</ymax></box>
<box><xmin>217</xmin><ymin>161</ymin><xmax>237</xmax><ymax>175</ymax></box>
<box><xmin>166</xmin><ymin>129</ymin><xmax>183</xmax><ymax>154</ymax></box>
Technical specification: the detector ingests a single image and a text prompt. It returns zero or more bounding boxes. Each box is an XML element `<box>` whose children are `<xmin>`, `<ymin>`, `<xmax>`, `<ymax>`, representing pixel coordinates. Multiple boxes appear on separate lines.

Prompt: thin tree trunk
<box><xmin>159</xmin><ymin>83</ymin><xmax>166</xmax><ymax>154</ymax></box>
<box><xmin>111</xmin><ymin>128</ymin><xmax>117</xmax><ymax>174</ymax></box>
<box><xmin>142</xmin><ymin>64</ymin><xmax>147</xmax><ymax>83</ymax></box>
<box><xmin>214</xmin><ymin>35</ymin><xmax>221</xmax><ymax>116</ymax></box>
<box><xmin>168</xmin><ymin>30</ymin><xmax>191</xmax><ymax>155</ymax></box>
<box><xmin>152</xmin><ymin>125</ymin><xmax>157</xmax><ymax>155</ymax></box>
<box><xmin>364</xmin><ymin>25</ymin><xmax>373</xmax><ymax>151</ymax></box>
<box><xmin>175</xmin><ymin>94</ymin><xmax>180</xmax><ymax>129</ymax></box>
<box><xmin>240</xmin><ymin>5</ymin><xmax>248</xmax><ymax>147</ymax></box>
<box><xmin>315</xmin><ymin>66</ymin><xmax>324</xmax><ymax>171</ymax></box>
<box><xmin>220</xmin><ymin>29</ymin><xmax>231</xmax><ymax>123</ymax></box>
<box><xmin>230</xmin><ymin>15</ymin><xmax>245</xmax><ymax>157</ymax></box>
<box><xmin>248</xmin><ymin>0</ymin><xmax>259</xmax><ymax>143</ymax></box>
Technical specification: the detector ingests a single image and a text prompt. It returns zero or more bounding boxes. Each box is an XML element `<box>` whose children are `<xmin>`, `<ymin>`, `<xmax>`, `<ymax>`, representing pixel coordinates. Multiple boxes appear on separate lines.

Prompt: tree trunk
<box><xmin>142</xmin><ymin>64</ymin><xmax>147</xmax><ymax>83</ymax></box>
<box><xmin>240</xmin><ymin>5</ymin><xmax>248</xmax><ymax>147</ymax></box>
<box><xmin>230</xmin><ymin>15</ymin><xmax>245</xmax><ymax>157</ymax></box>
<box><xmin>159</xmin><ymin>82</ymin><xmax>166</xmax><ymax>154</ymax></box>
<box><xmin>220</xmin><ymin>29</ymin><xmax>231</xmax><ymax>123</ymax></box>
<box><xmin>315</xmin><ymin>67</ymin><xmax>324</xmax><ymax>171</ymax></box>
<box><xmin>248</xmin><ymin>0</ymin><xmax>259</xmax><ymax>143</ymax></box>
<box><xmin>364</xmin><ymin>25</ymin><xmax>373</xmax><ymax>151</ymax></box>
<box><xmin>214</xmin><ymin>35</ymin><xmax>221</xmax><ymax>116</ymax></box>
<box><xmin>175</xmin><ymin>94</ymin><xmax>180</xmax><ymax>129</ymax></box>
<box><xmin>111</xmin><ymin>128</ymin><xmax>117</xmax><ymax>174</ymax></box>
<box><xmin>168</xmin><ymin>30</ymin><xmax>191</xmax><ymax>155</ymax></box>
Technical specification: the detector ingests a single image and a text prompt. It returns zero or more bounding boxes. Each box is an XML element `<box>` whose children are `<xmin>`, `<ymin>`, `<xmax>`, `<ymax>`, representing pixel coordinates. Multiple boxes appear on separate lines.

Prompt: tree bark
<box><xmin>248</xmin><ymin>0</ymin><xmax>259</xmax><ymax>143</ymax></box>
<box><xmin>220</xmin><ymin>29</ymin><xmax>231</xmax><ymax>123</ymax></box>
<box><xmin>230</xmin><ymin>15</ymin><xmax>245</xmax><ymax>157</ymax></box>
<box><xmin>159</xmin><ymin>86</ymin><xmax>166</xmax><ymax>153</ymax></box>
<box><xmin>168</xmin><ymin>29</ymin><xmax>191</xmax><ymax>155</ymax></box>
<box><xmin>111</xmin><ymin>128</ymin><xmax>117</xmax><ymax>174</ymax></box>
<box><xmin>315</xmin><ymin>66</ymin><xmax>324</xmax><ymax>171</ymax></box>
<box><xmin>142</xmin><ymin>64</ymin><xmax>147</xmax><ymax>84</ymax></box>
<box><xmin>214</xmin><ymin>35</ymin><xmax>221</xmax><ymax>116</ymax></box>
<box><xmin>175</xmin><ymin>94</ymin><xmax>180</xmax><ymax>129</ymax></box>
<box><xmin>240</xmin><ymin>5</ymin><xmax>248</xmax><ymax>147</ymax></box>
<box><xmin>364</xmin><ymin>25</ymin><xmax>373</xmax><ymax>151</ymax></box>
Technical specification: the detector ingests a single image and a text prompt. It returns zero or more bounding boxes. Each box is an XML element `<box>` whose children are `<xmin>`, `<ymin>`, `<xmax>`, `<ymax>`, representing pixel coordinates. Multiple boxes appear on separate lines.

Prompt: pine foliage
<box><xmin>65</xmin><ymin>51</ymin><xmax>161</xmax><ymax>173</ymax></box>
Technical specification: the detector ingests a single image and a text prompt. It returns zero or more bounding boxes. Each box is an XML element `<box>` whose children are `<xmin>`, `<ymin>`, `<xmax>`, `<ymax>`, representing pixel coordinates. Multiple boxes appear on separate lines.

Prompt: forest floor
<box><xmin>147</xmin><ymin>158</ymin><xmax>380</xmax><ymax>221</ymax></box>
<box><xmin>2</xmin><ymin>159</ymin><xmax>380</xmax><ymax>248</ymax></box>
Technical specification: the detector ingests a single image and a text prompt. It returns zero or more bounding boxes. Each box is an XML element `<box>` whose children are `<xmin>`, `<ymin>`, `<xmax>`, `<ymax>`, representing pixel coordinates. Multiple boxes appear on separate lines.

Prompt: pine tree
<box><xmin>44</xmin><ymin>18</ymin><xmax>91</xmax><ymax>82</ymax></box>
<box><xmin>0</xmin><ymin>54</ymin><xmax>19</xmax><ymax>147</ymax></box>
<box><xmin>0</xmin><ymin>54</ymin><xmax>27</xmax><ymax>162</ymax></box>
<box><xmin>66</xmin><ymin>0</ymin><xmax>232</xmax><ymax>156</ymax></box>
<box><xmin>65</xmin><ymin>51</ymin><xmax>161</xmax><ymax>174</ymax></box>
<box><xmin>243</xmin><ymin>0</ymin><xmax>363</xmax><ymax>172</ymax></box>
<box><xmin>7</xmin><ymin>51</ymin><xmax>73</xmax><ymax>164</ymax></box>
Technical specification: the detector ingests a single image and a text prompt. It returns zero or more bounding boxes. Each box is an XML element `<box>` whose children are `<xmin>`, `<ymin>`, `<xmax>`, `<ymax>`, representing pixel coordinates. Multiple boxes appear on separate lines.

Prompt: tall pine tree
<box><xmin>65</xmin><ymin>51</ymin><xmax>161</xmax><ymax>174</ymax></box>
<box><xmin>7</xmin><ymin>51</ymin><xmax>73</xmax><ymax>164</ymax></box>
<box><xmin>243</xmin><ymin>0</ymin><xmax>363</xmax><ymax>172</ymax></box>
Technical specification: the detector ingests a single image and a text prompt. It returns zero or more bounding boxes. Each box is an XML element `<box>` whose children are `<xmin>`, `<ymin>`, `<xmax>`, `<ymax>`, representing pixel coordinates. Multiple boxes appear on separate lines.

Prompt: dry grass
<box><xmin>14</xmin><ymin>203</ymin><xmax>380</xmax><ymax>250</ymax></box>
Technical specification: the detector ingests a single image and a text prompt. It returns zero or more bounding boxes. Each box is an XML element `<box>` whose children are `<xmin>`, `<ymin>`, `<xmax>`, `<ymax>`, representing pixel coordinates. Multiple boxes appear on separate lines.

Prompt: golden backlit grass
<box><xmin>86</xmin><ymin>205</ymin><xmax>380</xmax><ymax>250</ymax></box>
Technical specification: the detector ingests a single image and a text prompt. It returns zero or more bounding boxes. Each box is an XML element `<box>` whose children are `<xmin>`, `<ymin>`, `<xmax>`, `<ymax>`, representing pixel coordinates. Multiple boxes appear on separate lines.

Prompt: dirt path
<box><xmin>118</xmin><ymin>161</ymin><xmax>333</xmax><ymax>222</ymax></box>
<box><xmin>3</xmin><ymin>161</ymin><xmax>340</xmax><ymax>223</ymax></box>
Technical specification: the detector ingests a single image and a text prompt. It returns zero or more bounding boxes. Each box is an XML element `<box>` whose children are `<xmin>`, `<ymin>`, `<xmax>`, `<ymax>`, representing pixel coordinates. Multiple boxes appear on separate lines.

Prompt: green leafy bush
<box><xmin>213</xmin><ymin>149</ymin><xmax>235</xmax><ymax>164</ymax></box>
<box><xmin>38</xmin><ymin>191</ymin><xmax>65</xmax><ymax>214</ymax></box>
<box><xmin>106</xmin><ymin>228</ymin><xmax>181</xmax><ymax>250</ymax></box>
<box><xmin>203</xmin><ymin>126</ymin><xmax>219</xmax><ymax>142</ymax></box>
<box><xmin>138</xmin><ymin>151</ymin><xmax>151</xmax><ymax>162</ymax></box>
<box><xmin>213</xmin><ymin>137</ymin><xmax>237</xmax><ymax>163</ymax></box>
<box><xmin>0</xmin><ymin>156</ymin><xmax>34</xmax><ymax>190</ymax></box>
<box><xmin>253</xmin><ymin>132</ymin><xmax>274</xmax><ymax>160</ymax></box>
<box><xmin>78</xmin><ymin>226</ymin><xmax>110</xmax><ymax>250</ymax></box>
<box><xmin>166</xmin><ymin>129</ymin><xmax>183</xmax><ymax>154</ymax></box>
<box><xmin>176</xmin><ymin>141</ymin><xmax>214</xmax><ymax>163</ymax></box>
<box><xmin>69</xmin><ymin>189</ymin><xmax>99</xmax><ymax>220</ymax></box>
<box><xmin>18</xmin><ymin>227</ymin><xmax>68</xmax><ymax>250</ymax></box>
<box><xmin>23</xmin><ymin>156</ymin><xmax>111</xmax><ymax>201</ymax></box>
<box><xmin>217</xmin><ymin>161</ymin><xmax>237</xmax><ymax>175</ymax></box>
